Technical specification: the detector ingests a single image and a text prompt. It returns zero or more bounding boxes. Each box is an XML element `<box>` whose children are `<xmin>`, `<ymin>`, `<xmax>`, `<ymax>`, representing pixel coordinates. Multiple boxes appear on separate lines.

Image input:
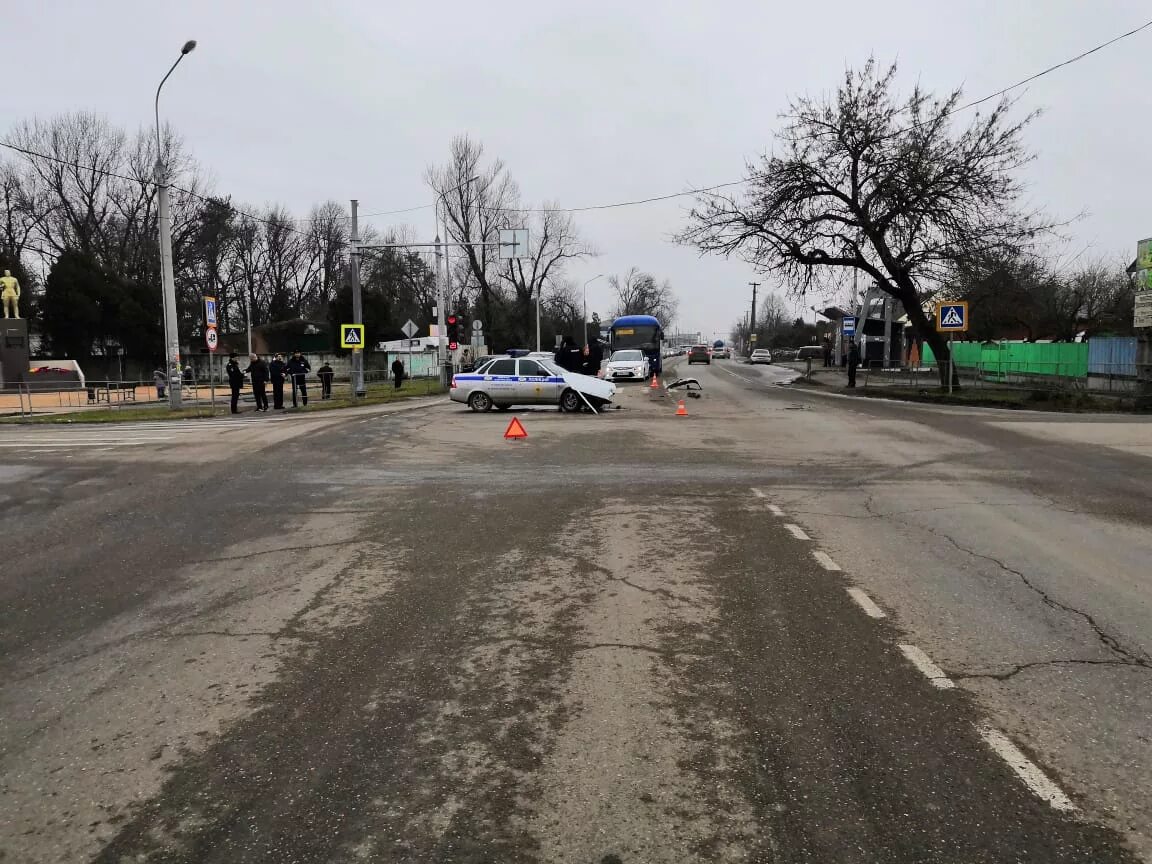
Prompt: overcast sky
<box><xmin>4</xmin><ymin>0</ymin><xmax>1150</xmax><ymax>340</ymax></box>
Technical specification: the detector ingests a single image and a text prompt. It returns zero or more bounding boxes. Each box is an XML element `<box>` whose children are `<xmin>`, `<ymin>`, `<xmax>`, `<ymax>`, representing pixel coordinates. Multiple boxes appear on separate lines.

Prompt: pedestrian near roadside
<box><xmin>390</xmin><ymin>357</ymin><xmax>404</xmax><ymax>389</ymax></box>
<box><xmin>153</xmin><ymin>367</ymin><xmax>167</xmax><ymax>400</ymax></box>
<box><xmin>317</xmin><ymin>362</ymin><xmax>334</xmax><ymax>399</ymax></box>
<box><xmin>226</xmin><ymin>352</ymin><xmax>245</xmax><ymax>413</ymax></box>
<box><xmin>847</xmin><ymin>339</ymin><xmax>861</xmax><ymax>388</ymax></box>
<box><xmin>182</xmin><ymin>364</ymin><xmax>194</xmax><ymax>385</ymax></box>
<box><xmin>246</xmin><ymin>353</ymin><xmax>270</xmax><ymax>411</ymax></box>
<box><xmin>286</xmin><ymin>350</ymin><xmax>311</xmax><ymax>406</ymax></box>
<box><xmin>269</xmin><ymin>353</ymin><xmax>287</xmax><ymax>409</ymax></box>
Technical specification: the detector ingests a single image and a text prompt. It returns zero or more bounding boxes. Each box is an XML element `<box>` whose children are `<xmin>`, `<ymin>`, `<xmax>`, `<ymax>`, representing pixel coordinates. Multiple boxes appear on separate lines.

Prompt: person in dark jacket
<box><xmin>286</xmin><ymin>350</ymin><xmax>311</xmax><ymax>406</ymax></box>
<box><xmin>245</xmin><ymin>354</ymin><xmax>270</xmax><ymax>411</ymax></box>
<box><xmin>269</xmin><ymin>353</ymin><xmax>287</xmax><ymax>409</ymax></box>
<box><xmin>225</xmin><ymin>353</ymin><xmax>245</xmax><ymax>413</ymax></box>
<box><xmin>847</xmin><ymin>339</ymin><xmax>861</xmax><ymax>388</ymax></box>
<box><xmin>390</xmin><ymin>357</ymin><xmax>404</xmax><ymax>389</ymax></box>
<box><xmin>317</xmin><ymin>362</ymin><xmax>334</xmax><ymax>399</ymax></box>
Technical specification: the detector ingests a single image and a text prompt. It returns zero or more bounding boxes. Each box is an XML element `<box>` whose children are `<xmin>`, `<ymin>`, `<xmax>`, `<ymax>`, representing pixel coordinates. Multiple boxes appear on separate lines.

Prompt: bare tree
<box><xmin>679</xmin><ymin>60</ymin><xmax>1051</xmax><ymax>386</ymax></box>
<box><xmin>609</xmin><ymin>267</ymin><xmax>679</xmax><ymax>324</ymax></box>
<box><xmin>304</xmin><ymin>200</ymin><xmax>348</xmax><ymax>315</ymax></box>
<box><xmin>503</xmin><ymin>205</ymin><xmax>593</xmax><ymax>344</ymax></box>
<box><xmin>426</xmin><ymin>135</ymin><xmax>517</xmax><ymax>328</ymax></box>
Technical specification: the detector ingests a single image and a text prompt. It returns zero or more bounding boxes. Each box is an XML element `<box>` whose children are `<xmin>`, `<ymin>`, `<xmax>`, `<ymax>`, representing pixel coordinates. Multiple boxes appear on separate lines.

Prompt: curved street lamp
<box><xmin>582</xmin><ymin>274</ymin><xmax>604</xmax><ymax>346</ymax></box>
<box><xmin>154</xmin><ymin>39</ymin><xmax>197</xmax><ymax>409</ymax></box>
<box><xmin>435</xmin><ymin>175</ymin><xmax>479</xmax><ymax>378</ymax></box>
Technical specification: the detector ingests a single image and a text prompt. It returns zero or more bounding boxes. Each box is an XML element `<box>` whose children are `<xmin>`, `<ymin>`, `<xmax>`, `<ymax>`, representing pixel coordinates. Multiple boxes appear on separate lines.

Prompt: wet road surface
<box><xmin>1</xmin><ymin>368</ymin><xmax>1149</xmax><ymax>862</ymax></box>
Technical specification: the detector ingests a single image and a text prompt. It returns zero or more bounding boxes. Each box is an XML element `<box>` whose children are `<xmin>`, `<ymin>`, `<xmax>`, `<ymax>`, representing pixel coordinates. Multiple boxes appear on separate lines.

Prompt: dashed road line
<box><xmin>899</xmin><ymin>644</ymin><xmax>955</xmax><ymax>689</ymax></box>
<box><xmin>812</xmin><ymin>550</ymin><xmax>842</xmax><ymax>571</ymax></box>
<box><xmin>978</xmin><ymin>725</ymin><xmax>1076</xmax><ymax>811</ymax></box>
<box><xmin>783</xmin><ymin>523</ymin><xmax>810</xmax><ymax>540</ymax></box>
<box><xmin>766</xmin><ymin>504</ymin><xmax>785</xmax><ymax>517</ymax></box>
<box><xmin>751</xmin><ymin>487</ymin><xmax>766</xmax><ymax>498</ymax></box>
<box><xmin>846</xmin><ymin>587</ymin><xmax>886</xmax><ymax>618</ymax></box>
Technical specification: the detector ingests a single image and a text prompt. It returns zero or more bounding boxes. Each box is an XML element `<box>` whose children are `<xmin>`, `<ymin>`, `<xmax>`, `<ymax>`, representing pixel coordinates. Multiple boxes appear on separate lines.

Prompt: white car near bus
<box><xmin>604</xmin><ymin>349</ymin><xmax>650</xmax><ymax>381</ymax></box>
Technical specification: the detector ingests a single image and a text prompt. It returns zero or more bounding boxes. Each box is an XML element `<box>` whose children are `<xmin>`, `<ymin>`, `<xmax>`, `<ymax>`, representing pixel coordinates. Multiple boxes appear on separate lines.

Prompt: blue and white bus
<box><xmin>609</xmin><ymin>314</ymin><xmax>665</xmax><ymax>375</ymax></box>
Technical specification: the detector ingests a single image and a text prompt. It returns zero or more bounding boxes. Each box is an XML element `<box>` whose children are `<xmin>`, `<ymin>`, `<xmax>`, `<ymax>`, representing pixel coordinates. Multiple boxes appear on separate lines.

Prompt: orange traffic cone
<box><xmin>649</xmin><ymin>374</ymin><xmax>659</xmax><ymax>389</ymax></box>
<box><xmin>675</xmin><ymin>399</ymin><xmax>688</xmax><ymax>417</ymax></box>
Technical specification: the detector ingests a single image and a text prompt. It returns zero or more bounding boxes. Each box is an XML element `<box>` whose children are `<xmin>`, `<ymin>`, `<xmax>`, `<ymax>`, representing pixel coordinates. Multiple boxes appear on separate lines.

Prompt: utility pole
<box><xmin>435</xmin><ymin>222</ymin><xmax>446</xmax><ymax>384</ymax></box>
<box><xmin>748</xmin><ymin>281</ymin><xmax>760</xmax><ymax>356</ymax></box>
<box><xmin>154</xmin><ymin>40</ymin><xmax>197</xmax><ymax>409</ymax></box>
<box><xmin>349</xmin><ymin>199</ymin><xmax>365</xmax><ymax>397</ymax></box>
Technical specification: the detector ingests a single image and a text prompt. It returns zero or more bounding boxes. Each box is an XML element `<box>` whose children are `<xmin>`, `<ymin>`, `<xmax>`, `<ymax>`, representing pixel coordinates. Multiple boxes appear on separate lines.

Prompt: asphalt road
<box><xmin>1</xmin><ymin>368</ymin><xmax>1149</xmax><ymax>862</ymax></box>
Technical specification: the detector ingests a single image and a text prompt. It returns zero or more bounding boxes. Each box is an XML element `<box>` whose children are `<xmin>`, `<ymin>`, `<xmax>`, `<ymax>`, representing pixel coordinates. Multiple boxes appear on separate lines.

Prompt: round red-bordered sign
<box><xmin>205</xmin><ymin>327</ymin><xmax>219</xmax><ymax>352</ymax></box>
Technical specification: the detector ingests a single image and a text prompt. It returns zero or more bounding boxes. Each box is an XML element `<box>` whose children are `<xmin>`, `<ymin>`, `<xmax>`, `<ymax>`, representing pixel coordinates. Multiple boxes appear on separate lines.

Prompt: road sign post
<box><xmin>936</xmin><ymin>303</ymin><xmax>969</xmax><ymax>393</ymax></box>
<box><xmin>842</xmin><ymin>316</ymin><xmax>857</xmax><ymax>337</ymax></box>
<box><xmin>205</xmin><ymin>327</ymin><xmax>218</xmax><ymax>353</ymax></box>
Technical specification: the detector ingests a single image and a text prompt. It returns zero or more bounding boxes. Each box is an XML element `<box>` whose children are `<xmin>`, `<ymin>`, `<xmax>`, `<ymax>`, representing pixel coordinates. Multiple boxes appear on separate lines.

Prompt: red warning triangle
<box><xmin>503</xmin><ymin>417</ymin><xmax>528</xmax><ymax>439</ymax></box>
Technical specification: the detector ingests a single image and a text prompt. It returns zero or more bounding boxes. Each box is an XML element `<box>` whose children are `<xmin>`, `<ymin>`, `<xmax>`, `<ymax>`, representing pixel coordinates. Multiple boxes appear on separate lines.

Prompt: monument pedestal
<box><xmin>0</xmin><ymin>318</ymin><xmax>29</xmax><ymax>390</ymax></box>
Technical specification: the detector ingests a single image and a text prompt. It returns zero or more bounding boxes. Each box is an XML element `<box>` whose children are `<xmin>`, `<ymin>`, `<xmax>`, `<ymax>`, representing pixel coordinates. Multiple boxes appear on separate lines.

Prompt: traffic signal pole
<box><xmin>349</xmin><ymin>199</ymin><xmax>366</xmax><ymax>397</ymax></box>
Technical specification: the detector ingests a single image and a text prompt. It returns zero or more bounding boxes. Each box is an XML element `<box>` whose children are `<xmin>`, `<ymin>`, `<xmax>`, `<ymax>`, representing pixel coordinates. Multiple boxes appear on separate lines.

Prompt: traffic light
<box><xmin>446</xmin><ymin>314</ymin><xmax>460</xmax><ymax>350</ymax></box>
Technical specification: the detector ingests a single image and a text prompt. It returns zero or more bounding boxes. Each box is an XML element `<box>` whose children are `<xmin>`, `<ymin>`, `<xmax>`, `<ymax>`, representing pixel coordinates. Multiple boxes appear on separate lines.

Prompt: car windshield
<box><xmin>611</xmin><ymin>350</ymin><xmax>644</xmax><ymax>362</ymax></box>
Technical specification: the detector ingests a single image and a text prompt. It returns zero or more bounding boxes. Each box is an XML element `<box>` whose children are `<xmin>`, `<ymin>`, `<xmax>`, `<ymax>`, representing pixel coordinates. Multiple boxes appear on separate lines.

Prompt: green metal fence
<box><xmin>921</xmin><ymin>342</ymin><xmax>1089</xmax><ymax>383</ymax></box>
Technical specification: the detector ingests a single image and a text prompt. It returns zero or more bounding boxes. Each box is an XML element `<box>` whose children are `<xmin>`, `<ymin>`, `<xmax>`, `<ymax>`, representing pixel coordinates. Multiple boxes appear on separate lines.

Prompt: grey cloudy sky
<box><xmin>5</xmin><ymin>0</ymin><xmax>1149</xmax><ymax>340</ymax></box>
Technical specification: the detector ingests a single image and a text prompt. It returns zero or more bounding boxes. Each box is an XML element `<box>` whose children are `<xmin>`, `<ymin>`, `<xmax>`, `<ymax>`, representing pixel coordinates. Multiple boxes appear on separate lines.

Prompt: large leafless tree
<box><xmin>609</xmin><ymin>267</ymin><xmax>679</xmax><ymax>325</ymax></box>
<box><xmin>679</xmin><ymin>60</ymin><xmax>1051</xmax><ymax>386</ymax></box>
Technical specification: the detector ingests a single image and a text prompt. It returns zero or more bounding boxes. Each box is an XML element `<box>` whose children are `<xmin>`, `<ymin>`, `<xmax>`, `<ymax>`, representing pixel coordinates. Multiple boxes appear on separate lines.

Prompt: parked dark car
<box><xmin>688</xmin><ymin>345</ymin><xmax>711</xmax><ymax>365</ymax></box>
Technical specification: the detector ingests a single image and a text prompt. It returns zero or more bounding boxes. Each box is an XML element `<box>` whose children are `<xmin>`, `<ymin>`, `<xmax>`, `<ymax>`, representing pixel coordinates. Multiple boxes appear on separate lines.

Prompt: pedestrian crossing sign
<box><xmin>341</xmin><ymin>323</ymin><xmax>365</xmax><ymax>349</ymax></box>
<box><xmin>936</xmin><ymin>302</ymin><xmax>968</xmax><ymax>332</ymax></box>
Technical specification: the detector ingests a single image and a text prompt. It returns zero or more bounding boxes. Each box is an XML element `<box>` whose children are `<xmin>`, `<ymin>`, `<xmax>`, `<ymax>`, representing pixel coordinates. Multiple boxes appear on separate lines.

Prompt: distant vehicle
<box><xmin>609</xmin><ymin>314</ymin><xmax>664</xmax><ymax>375</ymax></box>
<box><xmin>750</xmin><ymin>348</ymin><xmax>773</xmax><ymax>365</ymax></box>
<box><xmin>687</xmin><ymin>345</ymin><xmax>711</xmax><ymax>365</ymax></box>
<box><xmin>796</xmin><ymin>345</ymin><xmax>824</xmax><ymax>360</ymax></box>
<box><xmin>450</xmin><ymin>355</ymin><xmax>616</xmax><ymax>412</ymax></box>
<box><xmin>712</xmin><ymin>345</ymin><xmax>730</xmax><ymax>359</ymax></box>
<box><xmin>605</xmin><ymin>349</ymin><xmax>651</xmax><ymax>381</ymax></box>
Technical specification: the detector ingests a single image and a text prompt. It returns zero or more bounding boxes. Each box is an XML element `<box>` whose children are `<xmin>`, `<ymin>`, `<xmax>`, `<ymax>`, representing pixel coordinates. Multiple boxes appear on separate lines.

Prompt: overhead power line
<box><xmin>5</xmin><ymin>16</ymin><xmax>1150</xmax><ymax>228</ymax></box>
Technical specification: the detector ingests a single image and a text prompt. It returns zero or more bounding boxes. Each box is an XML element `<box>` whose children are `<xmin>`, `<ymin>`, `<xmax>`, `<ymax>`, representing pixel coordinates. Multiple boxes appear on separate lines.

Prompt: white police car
<box><xmin>450</xmin><ymin>356</ymin><xmax>616</xmax><ymax>412</ymax></box>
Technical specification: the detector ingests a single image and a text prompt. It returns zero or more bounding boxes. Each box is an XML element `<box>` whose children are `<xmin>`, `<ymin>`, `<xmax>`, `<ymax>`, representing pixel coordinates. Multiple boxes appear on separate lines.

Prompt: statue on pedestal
<box><xmin>0</xmin><ymin>270</ymin><xmax>20</xmax><ymax>319</ymax></box>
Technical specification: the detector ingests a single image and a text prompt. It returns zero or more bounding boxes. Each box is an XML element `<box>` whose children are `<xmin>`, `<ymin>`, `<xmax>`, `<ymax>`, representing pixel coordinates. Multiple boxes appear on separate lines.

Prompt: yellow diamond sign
<box><xmin>341</xmin><ymin>323</ymin><xmax>365</xmax><ymax>349</ymax></box>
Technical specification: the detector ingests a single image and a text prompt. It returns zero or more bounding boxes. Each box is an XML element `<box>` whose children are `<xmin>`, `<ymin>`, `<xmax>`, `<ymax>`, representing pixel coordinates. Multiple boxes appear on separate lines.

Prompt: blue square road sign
<box><xmin>936</xmin><ymin>302</ymin><xmax>968</xmax><ymax>332</ymax></box>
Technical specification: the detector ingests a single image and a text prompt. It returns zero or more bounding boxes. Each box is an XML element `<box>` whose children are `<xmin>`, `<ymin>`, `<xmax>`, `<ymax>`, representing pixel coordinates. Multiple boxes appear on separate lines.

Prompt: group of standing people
<box><xmin>221</xmin><ymin>351</ymin><xmax>332</xmax><ymax>414</ymax></box>
<box><xmin>553</xmin><ymin>337</ymin><xmax>604</xmax><ymax>377</ymax></box>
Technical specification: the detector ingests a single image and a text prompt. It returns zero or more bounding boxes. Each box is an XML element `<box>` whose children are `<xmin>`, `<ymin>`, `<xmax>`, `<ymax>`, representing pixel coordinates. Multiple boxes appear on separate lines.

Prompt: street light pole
<box><xmin>350</xmin><ymin>199</ymin><xmax>365</xmax><ymax>396</ymax></box>
<box><xmin>434</xmin><ymin>176</ymin><xmax>478</xmax><ymax>384</ymax></box>
<box><xmin>582</xmin><ymin>274</ymin><xmax>604</xmax><ymax>347</ymax></box>
<box><xmin>154</xmin><ymin>39</ymin><xmax>196</xmax><ymax>410</ymax></box>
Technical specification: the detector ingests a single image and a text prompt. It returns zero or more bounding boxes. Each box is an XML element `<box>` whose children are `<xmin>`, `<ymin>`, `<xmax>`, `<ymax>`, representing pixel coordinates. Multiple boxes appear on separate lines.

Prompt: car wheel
<box><xmin>468</xmin><ymin>391</ymin><xmax>493</xmax><ymax>412</ymax></box>
<box><xmin>559</xmin><ymin>388</ymin><xmax>583</xmax><ymax>413</ymax></box>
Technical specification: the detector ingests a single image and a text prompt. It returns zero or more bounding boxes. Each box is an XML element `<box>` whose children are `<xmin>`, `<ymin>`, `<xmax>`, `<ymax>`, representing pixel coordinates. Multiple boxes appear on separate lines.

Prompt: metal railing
<box><xmin>4</xmin><ymin>370</ymin><xmax>445</xmax><ymax>417</ymax></box>
<box><xmin>855</xmin><ymin>360</ymin><xmax>1146</xmax><ymax>394</ymax></box>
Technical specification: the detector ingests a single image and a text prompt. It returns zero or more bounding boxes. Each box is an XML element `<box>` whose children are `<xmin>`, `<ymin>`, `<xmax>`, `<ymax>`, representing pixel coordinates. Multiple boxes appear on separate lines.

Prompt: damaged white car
<box><xmin>450</xmin><ymin>355</ymin><xmax>616</xmax><ymax>413</ymax></box>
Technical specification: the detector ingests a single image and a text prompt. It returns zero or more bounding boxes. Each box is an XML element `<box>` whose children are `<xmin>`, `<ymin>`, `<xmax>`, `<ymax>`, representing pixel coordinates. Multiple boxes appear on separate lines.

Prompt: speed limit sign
<box><xmin>205</xmin><ymin>327</ymin><xmax>219</xmax><ymax>352</ymax></box>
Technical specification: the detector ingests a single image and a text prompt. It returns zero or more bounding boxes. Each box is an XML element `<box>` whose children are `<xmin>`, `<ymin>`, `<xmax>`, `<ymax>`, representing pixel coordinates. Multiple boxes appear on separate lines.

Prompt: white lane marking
<box><xmin>784</xmin><ymin>523</ymin><xmax>810</xmax><ymax>540</ymax></box>
<box><xmin>898</xmin><ymin>644</ymin><xmax>955</xmax><ymax>689</ymax></box>
<box><xmin>812</xmin><ymin>550</ymin><xmax>842</xmax><ymax>571</ymax></box>
<box><xmin>846</xmin><ymin>587</ymin><xmax>886</xmax><ymax>618</ymax></box>
<box><xmin>978</xmin><ymin>726</ymin><xmax>1076</xmax><ymax>811</ymax></box>
<box><xmin>751</xmin><ymin>487</ymin><xmax>766</xmax><ymax>498</ymax></box>
<box><xmin>766</xmin><ymin>504</ymin><xmax>785</xmax><ymax>517</ymax></box>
